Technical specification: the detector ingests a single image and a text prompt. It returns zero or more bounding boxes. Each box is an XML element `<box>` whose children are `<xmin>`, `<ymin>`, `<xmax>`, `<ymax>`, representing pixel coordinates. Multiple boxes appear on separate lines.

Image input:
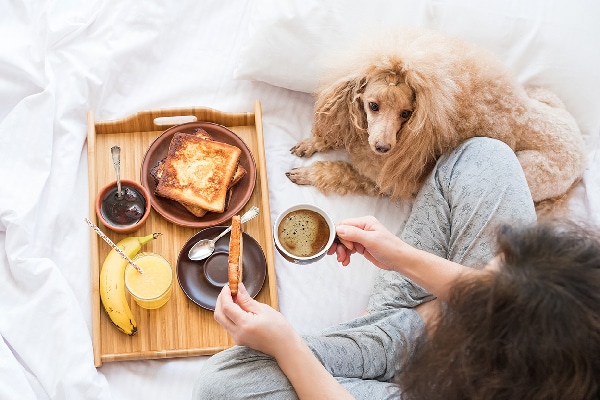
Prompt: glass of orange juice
<box><xmin>125</xmin><ymin>252</ymin><xmax>173</xmax><ymax>309</ymax></box>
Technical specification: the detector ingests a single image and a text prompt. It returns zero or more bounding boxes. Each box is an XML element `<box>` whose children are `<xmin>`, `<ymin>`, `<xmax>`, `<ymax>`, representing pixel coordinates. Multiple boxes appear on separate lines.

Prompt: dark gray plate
<box><xmin>177</xmin><ymin>226</ymin><xmax>266</xmax><ymax>311</ymax></box>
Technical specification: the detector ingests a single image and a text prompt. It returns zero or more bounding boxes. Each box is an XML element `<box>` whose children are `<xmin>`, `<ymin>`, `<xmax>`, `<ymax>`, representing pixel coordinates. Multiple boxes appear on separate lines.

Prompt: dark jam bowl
<box><xmin>95</xmin><ymin>179</ymin><xmax>151</xmax><ymax>233</ymax></box>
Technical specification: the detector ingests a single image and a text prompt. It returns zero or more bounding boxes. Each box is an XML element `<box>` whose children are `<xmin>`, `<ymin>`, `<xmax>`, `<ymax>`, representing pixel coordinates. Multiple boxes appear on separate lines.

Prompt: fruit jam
<box><xmin>100</xmin><ymin>185</ymin><xmax>146</xmax><ymax>228</ymax></box>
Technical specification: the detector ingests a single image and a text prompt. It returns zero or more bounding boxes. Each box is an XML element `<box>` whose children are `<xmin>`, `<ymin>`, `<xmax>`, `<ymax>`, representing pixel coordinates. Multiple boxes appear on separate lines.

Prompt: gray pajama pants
<box><xmin>192</xmin><ymin>137</ymin><xmax>537</xmax><ymax>399</ymax></box>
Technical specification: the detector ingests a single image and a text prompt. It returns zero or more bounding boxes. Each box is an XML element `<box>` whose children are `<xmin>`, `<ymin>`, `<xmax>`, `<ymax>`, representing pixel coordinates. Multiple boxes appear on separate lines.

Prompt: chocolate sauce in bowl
<box><xmin>100</xmin><ymin>185</ymin><xmax>146</xmax><ymax>228</ymax></box>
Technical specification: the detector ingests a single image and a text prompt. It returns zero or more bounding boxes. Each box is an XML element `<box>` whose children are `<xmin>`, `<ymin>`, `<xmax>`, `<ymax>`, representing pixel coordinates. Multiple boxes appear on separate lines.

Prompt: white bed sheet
<box><xmin>0</xmin><ymin>1</ymin><xmax>598</xmax><ymax>399</ymax></box>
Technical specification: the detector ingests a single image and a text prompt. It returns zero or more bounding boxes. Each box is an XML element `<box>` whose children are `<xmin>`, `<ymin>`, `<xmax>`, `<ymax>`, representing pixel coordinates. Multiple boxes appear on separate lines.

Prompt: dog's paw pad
<box><xmin>289</xmin><ymin>146</ymin><xmax>303</xmax><ymax>156</ymax></box>
<box><xmin>290</xmin><ymin>142</ymin><xmax>316</xmax><ymax>158</ymax></box>
<box><xmin>285</xmin><ymin>167</ymin><xmax>313</xmax><ymax>185</ymax></box>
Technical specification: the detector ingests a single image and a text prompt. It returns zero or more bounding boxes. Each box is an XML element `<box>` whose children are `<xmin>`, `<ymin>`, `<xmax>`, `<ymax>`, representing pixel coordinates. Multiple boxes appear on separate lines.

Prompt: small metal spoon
<box><xmin>188</xmin><ymin>206</ymin><xmax>260</xmax><ymax>261</ymax></box>
<box><xmin>111</xmin><ymin>145</ymin><xmax>122</xmax><ymax>198</ymax></box>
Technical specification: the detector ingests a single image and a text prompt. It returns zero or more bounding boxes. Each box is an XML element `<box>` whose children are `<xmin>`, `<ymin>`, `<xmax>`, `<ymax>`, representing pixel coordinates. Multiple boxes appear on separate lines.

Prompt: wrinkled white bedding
<box><xmin>0</xmin><ymin>1</ymin><xmax>598</xmax><ymax>399</ymax></box>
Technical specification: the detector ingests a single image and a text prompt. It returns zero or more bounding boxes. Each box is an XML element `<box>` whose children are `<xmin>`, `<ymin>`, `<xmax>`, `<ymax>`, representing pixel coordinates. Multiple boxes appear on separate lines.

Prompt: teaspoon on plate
<box><xmin>187</xmin><ymin>206</ymin><xmax>260</xmax><ymax>261</ymax></box>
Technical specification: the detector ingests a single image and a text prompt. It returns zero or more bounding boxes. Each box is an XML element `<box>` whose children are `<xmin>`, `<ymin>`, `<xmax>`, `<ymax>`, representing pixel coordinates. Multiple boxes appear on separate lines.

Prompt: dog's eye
<box><xmin>369</xmin><ymin>102</ymin><xmax>379</xmax><ymax>112</ymax></box>
<box><xmin>400</xmin><ymin>110</ymin><xmax>412</xmax><ymax>119</ymax></box>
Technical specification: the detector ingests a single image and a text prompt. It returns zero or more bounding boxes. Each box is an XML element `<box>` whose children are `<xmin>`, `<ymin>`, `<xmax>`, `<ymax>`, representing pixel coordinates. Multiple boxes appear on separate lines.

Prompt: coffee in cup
<box><xmin>273</xmin><ymin>204</ymin><xmax>335</xmax><ymax>264</ymax></box>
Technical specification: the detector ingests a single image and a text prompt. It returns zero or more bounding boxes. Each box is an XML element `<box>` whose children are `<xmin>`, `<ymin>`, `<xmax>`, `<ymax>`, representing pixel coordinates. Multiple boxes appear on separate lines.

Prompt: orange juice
<box><xmin>125</xmin><ymin>252</ymin><xmax>173</xmax><ymax>309</ymax></box>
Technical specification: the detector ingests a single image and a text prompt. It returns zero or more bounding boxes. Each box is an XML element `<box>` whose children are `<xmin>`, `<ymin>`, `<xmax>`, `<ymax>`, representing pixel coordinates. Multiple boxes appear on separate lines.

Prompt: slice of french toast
<box><xmin>151</xmin><ymin>128</ymin><xmax>247</xmax><ymax>217</ymax></box>
<box><xmin>155</xmin><ymin>132</ymin><xmax>241</xmax><ymax>213</ymax></box>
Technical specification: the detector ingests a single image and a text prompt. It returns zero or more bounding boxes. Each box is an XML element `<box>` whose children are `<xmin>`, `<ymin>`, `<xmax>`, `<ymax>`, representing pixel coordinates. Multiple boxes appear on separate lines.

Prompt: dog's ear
<box><xmin>402</xmin><ymin>68</ymin><xmax>458</xmax><ymax>146</ymax></box>
<box><xmin>312</xmin><ymin>74</ymin><xmax>368</xmax><ymax>145</ymax></box>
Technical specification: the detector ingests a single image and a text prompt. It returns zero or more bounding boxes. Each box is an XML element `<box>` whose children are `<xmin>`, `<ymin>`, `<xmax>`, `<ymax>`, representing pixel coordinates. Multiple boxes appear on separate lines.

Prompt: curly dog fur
<box><xmin>286</xmin><ymin>29</ymin><xmax>586</xmax><ymax>205</ymax></box>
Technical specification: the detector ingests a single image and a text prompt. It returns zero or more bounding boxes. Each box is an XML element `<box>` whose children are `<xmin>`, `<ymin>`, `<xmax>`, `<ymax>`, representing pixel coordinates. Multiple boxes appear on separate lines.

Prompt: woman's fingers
<box><xmin>336</xmin><ymin>224</ymin><xmax>369</xmax><ymax>243</ymax></box>
<box><xmin>335</xmin><ymin>235</ymin><xmax>354</xmax><ymax>251</ymax></box>
<box><xmin>330</xmin><ymin>216</ymin><xmax>392</xmax><ymax>267</ymax></box>
<box><xmin>215</xmin><ymin>284</ymin><xmax>263</xmax><ymax>346</ymax></box>
<box><xmin>214</xmin><ymin>286</ymin><xmax>238</xmax><ymax>332</ymax></box>
<box><xmin>335</xmin><ymin>245</ymin><xmax>348</xmax><ymax>265</ymax></box>
<box><xmin>336</xmin><ymin>216</ymin><xmax>378</xmax><ymax>232</ymax></box>
<box><xmin>233</xmin><ymin>283</ymin><xmax>257</xmax><ymax>312</ymax></box>
<box><xmin>330</xmin><ymin>225</ymin><xmax>370</xmax><ymax>266</ymax></box>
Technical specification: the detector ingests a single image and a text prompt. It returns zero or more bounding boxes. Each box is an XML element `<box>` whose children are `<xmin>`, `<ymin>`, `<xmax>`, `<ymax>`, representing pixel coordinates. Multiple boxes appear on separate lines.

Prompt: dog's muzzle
<box><xmin>375</xmin><ymin>142</ymin><xmax>391</xmax><ymax>153</ymax></box>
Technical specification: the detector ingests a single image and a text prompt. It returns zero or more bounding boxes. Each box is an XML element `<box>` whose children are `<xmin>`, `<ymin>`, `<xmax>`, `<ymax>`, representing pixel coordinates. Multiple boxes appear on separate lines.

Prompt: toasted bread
<box><xmin>150</xmin><ymin>158</ymin><xmax>166</xmax><ymax>183</ymax></box>
<box><xmin>155</xmin><ymin>160</ymin><xmax>246</xmax><ymax>218</ymax></box>
<box><xmin>155</xmin><ymin>163</ymin><xmax>245</xmax><ymax>218</ymax></box>
<box><xmin>180</xmin><ymin>190</ymin><xmax>231</xmax><ymax>218</ymax></box>
<box><xmin>150</xmin><ymin>129</ymin><xmax>213</xmax><ymax>184</ymax></box>
<box><xmin>152</xmin><ymin>158</ymin><xmax>246</xmax><ymax>188</ymax></box>
<box><xmin>180</xmin><ymin>202</ymin><xmax>209</xmax><ymax>218</ymax></box>
<box><xmin>230</xmin><ymin>164</ymin><xmax>247</xmax><ymax>187</ymax></box>
<box><xmin>177</xmin><ymin>164</ymin><xmax>245</xmax><ymax>217</ymax></box>
<box><xmin>151</xmin><ymin>156</ymin><xmax>210</xmax><ymax>217</ymax></box>
<box><xmin>152</xmin><ymin>129</ymin><xmax>246</xmax><ymax>217</ymax></box>
<box><xmin>155</xmin><ymin>132</ymin><xmax>241</xmax><ymax>213</ymax></box>
<box><xmin>192</xmin><ymin>127</ymin><xmax>213</xmax><ymax>141</ymax></box>
<box><xmin>228</xmin><ymin>215</ymin><xmax>243</xmax><ymax>296</ymax></box>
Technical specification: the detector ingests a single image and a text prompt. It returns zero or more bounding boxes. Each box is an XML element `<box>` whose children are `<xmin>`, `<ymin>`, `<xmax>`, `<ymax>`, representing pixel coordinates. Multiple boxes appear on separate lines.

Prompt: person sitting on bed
<box><xmin>192</xmin><ymin>137</ymin><xmax>600</xmax><ymax>400</ymax></box>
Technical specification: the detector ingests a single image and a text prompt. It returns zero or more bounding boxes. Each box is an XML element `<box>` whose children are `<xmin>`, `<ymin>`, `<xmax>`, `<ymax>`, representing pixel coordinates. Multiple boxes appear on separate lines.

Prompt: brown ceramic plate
<box><xmin>177</xmin><ymin>226</ymin><xmax>266</xmax><ymax>311</ymax></box>
<box><xmin>141</xmin><ymin>122</ymin><xmax>257</xmax><ymax>228</ymax></box>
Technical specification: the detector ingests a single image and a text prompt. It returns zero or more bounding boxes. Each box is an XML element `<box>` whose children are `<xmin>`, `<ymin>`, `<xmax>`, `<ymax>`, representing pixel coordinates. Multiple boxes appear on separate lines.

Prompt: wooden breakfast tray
<box><xmin>86</xmin><ymin>100</ymin><xmax>277</xmax><ymax>367</ymax></box>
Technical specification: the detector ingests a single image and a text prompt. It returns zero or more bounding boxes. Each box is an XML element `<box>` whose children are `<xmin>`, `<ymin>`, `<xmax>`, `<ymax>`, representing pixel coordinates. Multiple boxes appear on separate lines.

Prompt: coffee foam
<box><xmin>277</xmin><ymin>209</ymin><xmax>330</xmax><ymax>257</ymax></box>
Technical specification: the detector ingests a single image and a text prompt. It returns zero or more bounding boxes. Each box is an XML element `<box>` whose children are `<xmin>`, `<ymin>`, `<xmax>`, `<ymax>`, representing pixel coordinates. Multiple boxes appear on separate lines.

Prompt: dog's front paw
<box><xmin>290</xmin><ymin>139</ymin><xmax>318</xmax><ymax>158</ymax></box>
<box><xmin>285</xmin><ymin>167</ymin><xmax>314</xmax><ymax>185</ymax></box>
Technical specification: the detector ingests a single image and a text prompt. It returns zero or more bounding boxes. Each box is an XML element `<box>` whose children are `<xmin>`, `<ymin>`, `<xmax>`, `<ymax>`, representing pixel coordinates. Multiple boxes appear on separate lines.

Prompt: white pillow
<box><xmin>235</xmin><ymin>0</ymin><xmax>600</xmax><ymax>149</ymax></box>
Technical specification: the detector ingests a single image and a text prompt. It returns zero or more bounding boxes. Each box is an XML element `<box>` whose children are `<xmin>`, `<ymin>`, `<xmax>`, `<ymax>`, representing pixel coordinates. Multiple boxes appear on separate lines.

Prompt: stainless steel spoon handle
<box><xmin>214</xmin><ymin>207</ymin><xmax>260</xmax><ymax>241</ymax></box>
<box><xmin>111</xmin><ymin>145</ymin><xmax>122</xmax><ymax>198</ymax></box>
<box><xmin>241</xmin><ymin>206</ymin><xmax>260</xmax><ymax>223</ymax></box>
<box><xmin>213</xmin><ymin>225</ymin><xmax>233</xmax><ymax>242</ymax></box>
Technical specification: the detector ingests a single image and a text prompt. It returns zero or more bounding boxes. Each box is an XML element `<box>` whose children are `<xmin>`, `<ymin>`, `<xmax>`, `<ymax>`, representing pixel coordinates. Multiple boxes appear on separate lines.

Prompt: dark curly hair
<box><xmin>398</xmin><ymin>220</ymin><xmax>600</xmax><ymax>400</ymax></box>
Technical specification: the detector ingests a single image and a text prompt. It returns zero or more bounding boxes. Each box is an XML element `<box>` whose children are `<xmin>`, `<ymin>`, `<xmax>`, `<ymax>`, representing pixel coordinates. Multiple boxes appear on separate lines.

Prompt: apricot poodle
<box><xmin>286</xmin><ymin>29</ymin><xmax>586</xmax><ymax>206</ymax></box>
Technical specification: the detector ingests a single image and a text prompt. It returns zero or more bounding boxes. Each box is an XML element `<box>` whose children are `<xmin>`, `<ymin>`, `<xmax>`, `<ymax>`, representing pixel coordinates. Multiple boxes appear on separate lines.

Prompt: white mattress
<box><xmin>1</xmin><ymin>1</ymin><xmax>598</xmax><ymax>399</ymax></box>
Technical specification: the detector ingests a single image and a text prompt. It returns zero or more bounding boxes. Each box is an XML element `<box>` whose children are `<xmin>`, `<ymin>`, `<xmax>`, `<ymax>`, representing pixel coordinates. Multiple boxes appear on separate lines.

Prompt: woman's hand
<box><xmin>328</xmin><ymin>216</ymin><xmax>405</xmax><ymax>269</ymax></box>
<box><xmin>329</xmin><ymin>216</ymin><xmax>479</xmax><ymax>301</ymax></box>
<box><xmin>215</xmin><ymin>283</ymin><xmax>356</xmax><ymax>399</ymax></box>
<box><xmin>214</xmin><ymin>283</ymin><xmax>298</xmax><ymax>359</ymax></box>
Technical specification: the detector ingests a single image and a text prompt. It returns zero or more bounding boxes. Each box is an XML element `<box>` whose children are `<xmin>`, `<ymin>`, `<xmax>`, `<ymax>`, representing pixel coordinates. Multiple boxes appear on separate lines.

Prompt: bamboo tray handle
<box><xmin>94</xmin><ymin>106</ymin><xmax>255</xmax><ymax>135</ymax></box>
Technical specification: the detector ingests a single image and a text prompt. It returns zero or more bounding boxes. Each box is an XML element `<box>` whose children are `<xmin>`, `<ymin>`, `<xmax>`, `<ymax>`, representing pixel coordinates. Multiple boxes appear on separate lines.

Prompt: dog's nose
<box><xmin>375</xmin><ymin>142</ymin><xmax>391</xmax><ymax>153</ymax></box>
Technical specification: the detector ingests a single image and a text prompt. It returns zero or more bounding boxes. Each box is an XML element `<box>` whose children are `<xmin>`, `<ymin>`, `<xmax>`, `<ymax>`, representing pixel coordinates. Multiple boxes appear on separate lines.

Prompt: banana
<box><xmin>99</xmin><ymin>233</ymin><xmax>160</xmax><ymax>335</ymax></box>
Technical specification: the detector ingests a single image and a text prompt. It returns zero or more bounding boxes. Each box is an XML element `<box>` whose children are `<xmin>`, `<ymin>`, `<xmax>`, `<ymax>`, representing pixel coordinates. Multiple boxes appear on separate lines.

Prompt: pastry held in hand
<box><xmin>228</xmin><ymin>215</ymin><xmax>243</xmax><ymax>295</ymax></box>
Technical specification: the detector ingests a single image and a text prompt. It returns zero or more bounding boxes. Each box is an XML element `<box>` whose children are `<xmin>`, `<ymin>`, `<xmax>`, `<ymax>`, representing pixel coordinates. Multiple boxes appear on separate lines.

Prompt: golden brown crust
<box><xmin>193</xmin><ymin>127</ymin><xmax>213</xmax><ymax>141</ymax></box>
<box><xmin>151</xmin><ymin>129</ymin><xmax>213</xmax><ymax>184</ymax></box>
<box><xmin>180</xmin><ymin>202</ymin><xmax>209</xmax><ymax>218</ymax></box>
<box><xmin>228</xmin><ymin>215</ymin><xmax>242</xmax><ymax>295</ymax></box>
<box><xmin>153</xmin><ymin>162</ymin><xmax>243</xmax><ymax>190</ymax></box>
<box><xmin>152</xmin><ymin>129</ymin><xmax>244</xmax><ymax>217</ymax></box>
<box><xmin>155</xmin><ymin>133</ymin><xmax>241</xmax><ymax>212</ymax></box>
<box><xmin>230</xmin><ymin>165</ymin><xmax>247</xmax><ymax>187</ymax></box>
<box><xmin>150</xmin><ymin>158</ymin><xmax>166</xmax><ymax>183</ymax></box>
<box><xmin>179</xmin><ymin>179</ymin><xmax>238</xmax><ymax>217</ymax></box>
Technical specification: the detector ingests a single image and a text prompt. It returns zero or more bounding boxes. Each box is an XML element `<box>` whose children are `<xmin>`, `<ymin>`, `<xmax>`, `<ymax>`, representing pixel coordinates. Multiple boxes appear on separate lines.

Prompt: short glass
<box><xmin>125</xmin><ymin>252</ymin><xmax>173</xmax><ymax>309</ymax></box>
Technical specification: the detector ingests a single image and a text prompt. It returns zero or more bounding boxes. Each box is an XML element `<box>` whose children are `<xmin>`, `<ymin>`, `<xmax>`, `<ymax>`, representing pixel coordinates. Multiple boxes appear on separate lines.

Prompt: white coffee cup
<box><xmin>273</xmin><ymin>204</ymin><xmax>336</xmax><ymax>265</ymax></box>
